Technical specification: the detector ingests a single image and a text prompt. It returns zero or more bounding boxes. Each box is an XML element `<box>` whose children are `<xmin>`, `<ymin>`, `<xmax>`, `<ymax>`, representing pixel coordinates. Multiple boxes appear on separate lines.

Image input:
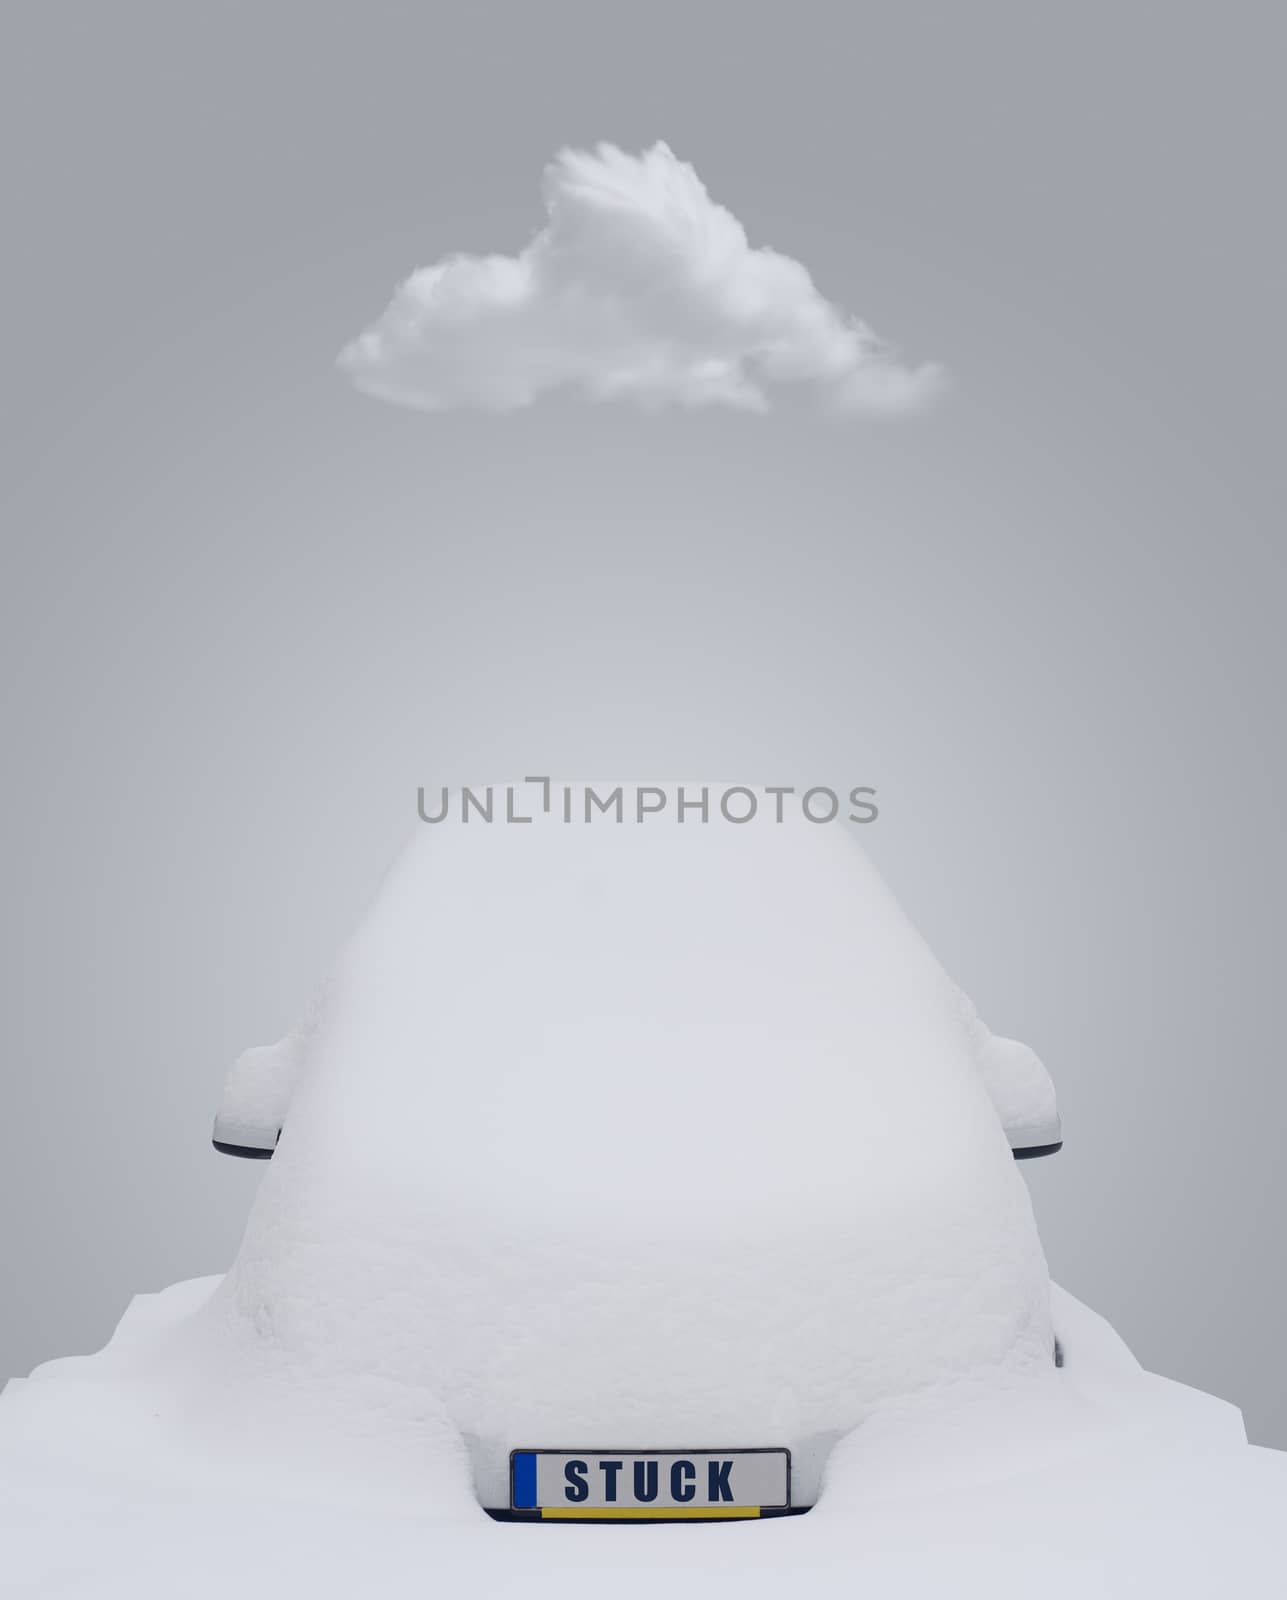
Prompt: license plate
<box><xmin>510</xmin><ymin>1448</ymin><xmax>790</xmax><ymax>1518</ymax></box>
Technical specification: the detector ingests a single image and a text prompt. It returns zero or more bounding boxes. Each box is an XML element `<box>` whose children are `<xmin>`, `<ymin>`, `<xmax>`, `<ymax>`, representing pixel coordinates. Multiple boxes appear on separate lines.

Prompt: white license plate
<box><xmin>510</xmin><ymin>1449</ymin><xmax>790</xmax><ymax>1517</ymax></box>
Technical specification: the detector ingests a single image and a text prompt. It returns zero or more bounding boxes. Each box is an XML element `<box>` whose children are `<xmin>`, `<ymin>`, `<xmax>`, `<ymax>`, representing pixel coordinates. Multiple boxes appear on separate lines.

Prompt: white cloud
<box><xmin>338</xmin><ymin>142</ymin><xmax>945</xmax><ymax>417</ymax></box>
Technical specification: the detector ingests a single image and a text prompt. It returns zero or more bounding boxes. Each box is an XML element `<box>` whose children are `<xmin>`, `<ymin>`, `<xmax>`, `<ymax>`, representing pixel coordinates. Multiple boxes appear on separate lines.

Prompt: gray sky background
<box><xmin>2</xmin><ymin>4</ymin><xmax>1285</xmax><ymax>1444</ymax></box>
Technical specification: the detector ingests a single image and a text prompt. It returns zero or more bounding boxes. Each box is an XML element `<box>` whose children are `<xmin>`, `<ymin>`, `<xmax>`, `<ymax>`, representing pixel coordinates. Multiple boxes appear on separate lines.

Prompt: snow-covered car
<box><xmin>7</xmin><ymin>783</ymin><xmax>1284</xmax><ymax>1592</ymax></box>
<box><xmin>209</xmin><ymin>786</ymin><xmax>1062</xmax><ymax>1519</ymax></box>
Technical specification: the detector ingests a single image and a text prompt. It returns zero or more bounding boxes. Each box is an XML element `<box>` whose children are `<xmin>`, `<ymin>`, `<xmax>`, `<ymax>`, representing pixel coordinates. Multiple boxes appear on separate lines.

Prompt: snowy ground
<box><xmin>2</xmin><ymin>1277</ymin><xmax>1284</xmax><ymax>1597</ymax></box>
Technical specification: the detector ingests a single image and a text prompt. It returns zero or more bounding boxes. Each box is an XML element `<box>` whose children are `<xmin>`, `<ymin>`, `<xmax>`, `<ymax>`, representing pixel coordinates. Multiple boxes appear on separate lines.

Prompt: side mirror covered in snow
<box><xmin>976</xmin><ymin>1033</ymin><xmax>1062</xmax><ymax>1159</ymax></box>
<box><xmin>212</xmin><ymin>1035</ymin><xmax>302</xmax><ymax>1159</ymax></box>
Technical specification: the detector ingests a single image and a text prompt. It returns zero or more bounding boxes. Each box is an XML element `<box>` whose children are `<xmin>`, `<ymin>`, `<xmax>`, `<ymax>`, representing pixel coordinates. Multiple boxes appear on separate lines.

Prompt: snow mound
<box><xmin>208</xmin><ymin>792</ymin><xmax>1055</xmax><ymax>1503</ymax></box>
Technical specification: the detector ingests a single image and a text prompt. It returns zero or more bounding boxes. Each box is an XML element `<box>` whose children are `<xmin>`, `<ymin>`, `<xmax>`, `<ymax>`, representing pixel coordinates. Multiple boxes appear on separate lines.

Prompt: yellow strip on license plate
<box><xmin>541</xmin><ymin>1506</ymin><xmax>762</xmax><ymax>1520</ymax></box>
